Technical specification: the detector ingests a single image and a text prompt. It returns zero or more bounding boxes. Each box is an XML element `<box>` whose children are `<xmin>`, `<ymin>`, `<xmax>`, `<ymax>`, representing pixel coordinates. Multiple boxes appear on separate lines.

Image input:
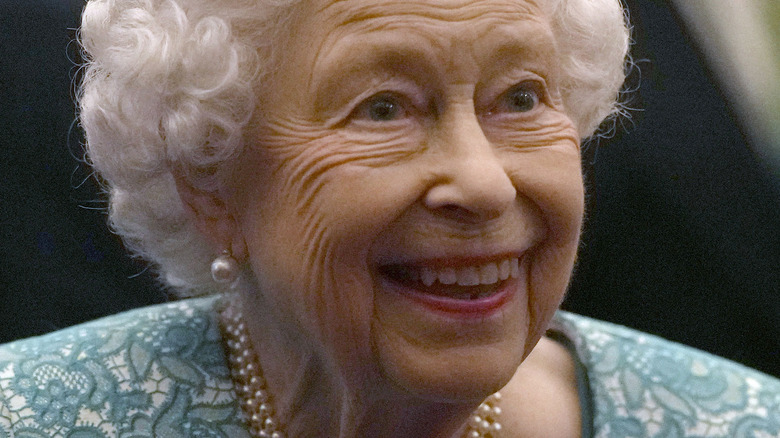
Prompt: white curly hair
<box><xmin>78</xmin><ymin>0</ymin><xmax>631</xmax><ymax>296</ymax></box>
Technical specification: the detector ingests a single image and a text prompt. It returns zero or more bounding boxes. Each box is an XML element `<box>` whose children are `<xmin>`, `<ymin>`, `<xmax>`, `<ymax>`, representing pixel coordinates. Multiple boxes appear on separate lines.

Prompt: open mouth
<box><xmin>378</xmin><ymin>256</ymin><xmax>521</xmax><ymax>301</ymax></box>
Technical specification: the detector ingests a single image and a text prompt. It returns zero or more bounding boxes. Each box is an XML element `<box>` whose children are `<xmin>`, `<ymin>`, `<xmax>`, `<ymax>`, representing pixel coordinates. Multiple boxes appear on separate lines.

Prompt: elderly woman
<box><xmin>1</xmin><ymin>0</ymin><xmax>778</xmax><ymax>436</ymax></box>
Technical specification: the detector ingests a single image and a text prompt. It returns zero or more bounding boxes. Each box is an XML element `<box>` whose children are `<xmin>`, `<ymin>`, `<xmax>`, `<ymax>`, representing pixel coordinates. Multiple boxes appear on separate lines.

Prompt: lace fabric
<box><xmin>555</xmin><ymin>311</ymin><xmax>780</xmax><ymax>438</ymax></box>
<box><xmin>0</xmin><ymin>297</ymin><xmax>777</xmax><ymax>437</ymax></box>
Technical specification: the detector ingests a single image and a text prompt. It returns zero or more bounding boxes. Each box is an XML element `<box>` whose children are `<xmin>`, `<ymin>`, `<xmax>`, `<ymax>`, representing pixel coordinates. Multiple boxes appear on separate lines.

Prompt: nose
<box><xmin>423</xmin><ymin>113</ymin><xmax>517</xmax><ymax>223</ymax></box>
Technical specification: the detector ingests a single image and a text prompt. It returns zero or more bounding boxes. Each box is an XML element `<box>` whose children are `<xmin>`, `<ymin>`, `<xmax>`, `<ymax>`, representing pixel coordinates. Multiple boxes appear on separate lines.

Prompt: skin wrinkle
<box><xmin>284</xmin><ymin>355</ymin><xmax>322</xmax><ymax>423</ymax></box>
<box><xmin>528</xmin><ymin>248</ymin><xmax>572</xmax><ymax>353</ymax></box>
<box><xmin>227</xmin><ymin>0</ymin><xmax>586</xmax><ymax>435</ymax></box>
<box><xmin>257</xmin><ymin>119</ymin><xmax>421</xmax><ymax>217</ymax></box>
<box><xmin>324</xmin><ymin>0</ymin><xmax>540</xmax><ymax>26</ymax></box>
<box><xmin>373</xmin><ymin>276</ymin><xmax>521</xmax><ymax>350</ymax></box>
<box><xmin>290</xmin><ymin>145</ymin><xmax>409</xmax><ymax>215</ymax></box>
<box><xmin>313</xmin><ymin>27</ymin><xmax>556</xmax><ymax>113</ymax></box>
<box><xmin>245</xmin><ymin>208</ymin><xmax>363</xmax><ymax>433</ymax></box>
<box><xmin>302</xmin><ymin>214</ymin><xmax>363</xmax><ymax>346</ymax></box>
<box><xmin>318</xmin><ymin>76</ymin><xmax>428</xmax><ymax>128</ymax></box>
<box><xmin>479</xmin><ymin>46</ymin><xmax>557</xmax><ymax>88</ymax></box>
<box><xmin>524</xmin><ymin>248</ymin><xmax>545</xmax><ymax>357</ymax></box>
<box><xmin>497</xmin><ymin>126</ymin><xmax>580</xmax><ymax>151</ymax></box>
<box><xmin>308</xmin><ymin>2</ymin><xmax>557</xmax><ymax>107</ymax></box>
<box><xmin>390</xmin><ymin>205</ymin><xmax>543</xmax><ymax>245</ymax></box>
<box><xmin>74</xmin><ymin>0</ymin><xmax>629</xmax><ymax>433</ymax></box>
<box><xmin>312</xmin><ymin>46</ymin><xmax>439</xmax><ymax>120</ymax></box>
<box><xmin>302</xmin><ymin>198</ymin><xmax>375</xmax><ymax>384</ymax></box>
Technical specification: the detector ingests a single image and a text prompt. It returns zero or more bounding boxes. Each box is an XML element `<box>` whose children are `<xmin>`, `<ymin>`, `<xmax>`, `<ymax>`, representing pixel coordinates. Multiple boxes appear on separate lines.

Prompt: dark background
<box><xmin>1</xmin><ymin>0</ymin><xmax>778</xmax><ymax>377</ymax></box>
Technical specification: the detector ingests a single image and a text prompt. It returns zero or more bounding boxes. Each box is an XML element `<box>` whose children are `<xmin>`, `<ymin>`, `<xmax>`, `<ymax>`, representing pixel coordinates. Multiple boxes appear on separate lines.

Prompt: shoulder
<box><xmin>0</xmin><ymin>296</ymin><xmax>249</xmax><ymax>438</ymax></box>
<box><xmin>553</xmin><ymin>311</ymin><xmax>780</xmax><ymax>438</ymax></box>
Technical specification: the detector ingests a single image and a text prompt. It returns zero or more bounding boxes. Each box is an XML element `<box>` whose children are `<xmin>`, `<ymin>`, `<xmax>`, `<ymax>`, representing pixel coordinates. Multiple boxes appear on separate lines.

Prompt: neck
<box><xmin>354</xmin><ymin>398</ymin><xmax>480</xmax><ymax>438</ymax></box>
<box><xmin>225</xmin><ymin>286</ymin><xmax>495</xmax><ymax>438</ymax></box>
<box><xmin>284</xmin><ymin>376</ymin><xmax>480</xmax><ymax>438</ymax></box>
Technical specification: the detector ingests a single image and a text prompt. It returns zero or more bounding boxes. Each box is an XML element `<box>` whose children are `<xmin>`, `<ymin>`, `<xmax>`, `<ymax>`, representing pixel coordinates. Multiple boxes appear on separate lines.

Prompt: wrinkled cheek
<box><xmin>307</xmin><ymin>251</ymin><xmax>377</xmax><ymax>384</ymax></box>
<box><xmin>531</xmin><ymin>151</ymin><xmax>584</xmax><ymax>237</ymax></box>
<box><xmin>524</xmin><ymin>238</ymin><xmax>579</xmax><ymax>351</ymax></box>
<box><xmin>522</xmin><ymin>158</ymin><xmax>584</xmax><ymax>351</ymax></box>
<box><xmin>260</xmin><ymin>200</ymin><xmax>381</xmax><ymax>386</ymax></box>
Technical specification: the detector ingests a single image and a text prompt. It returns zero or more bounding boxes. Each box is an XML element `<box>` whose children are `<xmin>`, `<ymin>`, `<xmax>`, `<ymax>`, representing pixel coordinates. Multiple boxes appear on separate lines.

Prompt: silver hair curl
<box><xmin>78</xmin><ymin>0</ymin><xmax>631</xmax><ymax>296</ymax></box>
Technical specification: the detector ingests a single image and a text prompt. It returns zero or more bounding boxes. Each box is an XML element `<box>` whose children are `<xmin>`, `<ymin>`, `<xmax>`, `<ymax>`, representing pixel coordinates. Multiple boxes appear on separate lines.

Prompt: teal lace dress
<box><xmin>0</xmin><ymin>297</ymin><xmax>777</xmax><ymax>437</ymax></box>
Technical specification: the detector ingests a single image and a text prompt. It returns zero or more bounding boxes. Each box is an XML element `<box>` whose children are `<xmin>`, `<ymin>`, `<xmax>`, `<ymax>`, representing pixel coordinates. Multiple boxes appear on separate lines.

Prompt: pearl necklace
<box><xmin>219</xmin><ymin>296</ymin><xmax>502</xmax><ymax>438</ymax></box>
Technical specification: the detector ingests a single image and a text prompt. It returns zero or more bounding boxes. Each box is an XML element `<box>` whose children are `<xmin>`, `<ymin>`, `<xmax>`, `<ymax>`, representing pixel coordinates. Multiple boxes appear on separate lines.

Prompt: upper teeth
<box><xmin>417</xmin><ymin>257</ymin><xmax>520</xmax><ymax>287</ymax></box>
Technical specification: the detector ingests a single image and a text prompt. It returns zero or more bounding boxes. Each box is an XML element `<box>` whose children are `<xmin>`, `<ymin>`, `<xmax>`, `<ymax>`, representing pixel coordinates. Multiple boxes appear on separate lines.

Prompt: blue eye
<box><xmin>355</xmin><ymin>93</ymin><xmax>405</xmax><ymax>122</ymax></box>
<box><xmin>500</xmin><ymin>82</ymin><xmax>541</xmax><ymax>113</ymax></box>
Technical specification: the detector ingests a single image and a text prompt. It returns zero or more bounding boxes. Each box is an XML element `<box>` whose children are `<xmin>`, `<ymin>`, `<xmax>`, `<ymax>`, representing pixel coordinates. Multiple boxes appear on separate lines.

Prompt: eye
<box><xmin>495</xmin><ymin>82</ymin><xmax>542</xmax><ymax>113</ymax></box>
<box><xmin>353</xmin><ymin>92</ymin><xmax>406</xmax><ymax>122</ymax></box>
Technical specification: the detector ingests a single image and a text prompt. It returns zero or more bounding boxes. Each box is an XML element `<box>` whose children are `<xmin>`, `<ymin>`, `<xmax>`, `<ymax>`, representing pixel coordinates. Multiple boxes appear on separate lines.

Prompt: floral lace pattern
<box><xmin>0</xmin><ymin>297</ymin><xmax>247</xmax><ymax>437</ymax></box>
<box><xmin>0</xmin><ymin>298</ymin><xmax>777</xmax><ymax>437</ymax></box>
<box><xmin>556</xmin><ymin>312</ymin><xmax>780</xmax><ymax>438</ymax></box>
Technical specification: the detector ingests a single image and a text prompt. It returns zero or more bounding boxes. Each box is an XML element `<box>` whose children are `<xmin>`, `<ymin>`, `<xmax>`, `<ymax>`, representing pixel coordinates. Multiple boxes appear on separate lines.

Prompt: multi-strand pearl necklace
<box><xmin>465</xmin><ymin>392</ymin><xmax>503</xmax><ymax>437</ymax></box>
<box><xmin>219</xmin><ymin>296</ymin><xmax>502</xmax><ymax>438</ymax></box>
<box><xmin>221</xmin><ymin>297</ymin><xmax>285</xmax><ymax>438</ymax></box>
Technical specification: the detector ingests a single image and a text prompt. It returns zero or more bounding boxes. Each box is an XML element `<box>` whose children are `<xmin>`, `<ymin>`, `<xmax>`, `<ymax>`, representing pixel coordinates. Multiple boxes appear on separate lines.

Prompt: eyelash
<box><xmin>346</xmin><ymin>79</ymin><xmax>546</xmax><ymax>125</ymax></box>
<box><xmin>488</xmin><ymin>81</ymin><xmax>545</xmax><ymax>115</ymax></box>
<box><xmin>350</xmin><ymin>92</ymin><xmax>411</xmax><ymax>123</ymax></box>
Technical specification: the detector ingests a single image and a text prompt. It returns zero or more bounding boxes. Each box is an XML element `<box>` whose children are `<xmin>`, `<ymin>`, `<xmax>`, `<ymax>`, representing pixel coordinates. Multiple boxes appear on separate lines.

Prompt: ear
<box><xmin>173</xmin><ymin>172</ymin><xmax>248</xmax><ymax>263</ymax></box>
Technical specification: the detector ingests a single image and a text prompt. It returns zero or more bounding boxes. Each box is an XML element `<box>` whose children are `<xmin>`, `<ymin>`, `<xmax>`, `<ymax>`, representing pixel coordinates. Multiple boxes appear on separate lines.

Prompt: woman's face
<box><xmin>230</xmin><ymin>0</ymin><xmax>583</xmax><ymax>400</ymax></box>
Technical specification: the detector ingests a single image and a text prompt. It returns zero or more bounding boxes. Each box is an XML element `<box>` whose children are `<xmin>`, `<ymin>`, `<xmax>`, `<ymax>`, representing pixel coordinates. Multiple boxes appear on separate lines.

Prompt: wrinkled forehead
<box><xmin>314</xmin><ymin>0</ymin><xmax>546</xmax><ymax>22</ymax></box>
<box><xmin>309</xmin><ymin>0</ymin><xmax>550</xmax><ymax>38</ymax></box>
<box><xmin>292</xmin><ymin>0</ymin><xmax>557</xmax><ymax>75</ymax></box>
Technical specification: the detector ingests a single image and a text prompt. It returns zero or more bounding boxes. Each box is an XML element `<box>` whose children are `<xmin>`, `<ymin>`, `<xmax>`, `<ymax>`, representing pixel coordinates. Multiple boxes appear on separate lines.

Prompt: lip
<box><xmin>375</xmin><ymin>253</ymin><xmax>523</xmax><ymax>318</ymax></box>
<box><xmin>389</xmin><ymin>277</ymin><xmax>518</xmax><ymax>317</ymax></box>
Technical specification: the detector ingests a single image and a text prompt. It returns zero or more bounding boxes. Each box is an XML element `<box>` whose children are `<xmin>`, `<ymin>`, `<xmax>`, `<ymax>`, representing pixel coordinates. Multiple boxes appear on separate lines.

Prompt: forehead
<box><xmin>308</xmin><ymin>0</ymin><xmax>550</xmax><ymax>39</ymax></box>
<box><xmin>315</xmin><ymin>0</ymin><xmax>544</xmax><ymax>22</ymax></box>
<box><xmin>293</xmin><ymin>0</ymin><xmax>556</xmax><ymax>76</ymax></box>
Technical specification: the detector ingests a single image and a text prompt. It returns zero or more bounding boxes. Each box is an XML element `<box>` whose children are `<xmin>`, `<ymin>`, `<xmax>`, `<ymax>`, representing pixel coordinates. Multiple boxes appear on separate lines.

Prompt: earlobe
<box><xmin>173</xmin><ymin>172</ymin><xmax>248</xmax><ymax>263</ymax></box>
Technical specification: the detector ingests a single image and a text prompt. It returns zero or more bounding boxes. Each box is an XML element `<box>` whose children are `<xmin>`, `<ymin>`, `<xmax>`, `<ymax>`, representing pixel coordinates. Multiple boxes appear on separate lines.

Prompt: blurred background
<box><xmin>1</xmin><ymin>0</ymin><xmax>778</xmax><ymax>377</ymax></box>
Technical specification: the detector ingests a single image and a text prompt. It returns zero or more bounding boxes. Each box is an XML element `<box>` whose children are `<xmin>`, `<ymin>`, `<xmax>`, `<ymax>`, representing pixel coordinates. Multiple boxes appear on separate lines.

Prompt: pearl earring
<box><xmin>211</xmin><ymin>250</ymin><xmax>239</xmax><ymax>284</ymax></box>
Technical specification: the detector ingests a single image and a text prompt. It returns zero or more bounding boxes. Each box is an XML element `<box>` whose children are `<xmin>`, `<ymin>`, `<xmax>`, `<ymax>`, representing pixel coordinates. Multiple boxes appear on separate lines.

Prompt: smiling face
<box><xmin>228</xmin><ymin>0</ymin><xmax>584</xmax><ymax>401</ymax></box>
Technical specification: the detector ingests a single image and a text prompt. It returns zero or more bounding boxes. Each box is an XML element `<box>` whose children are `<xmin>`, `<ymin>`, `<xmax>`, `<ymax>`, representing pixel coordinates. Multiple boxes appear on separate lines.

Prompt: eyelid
<box><xmin>324</xmin><ymin>79</ymin><xmax>425</xmax><ymax>128</ymax></box>
<box><xmin>350</xmin><ymin>88</ymin><xmax>427</xmax><ymax>128</ymax></box>
<box><xmin>485</xmin><ymin>78</ymin><xmax>548</xmax><ymax>116</ymax></box>
<box><xmin>479</xmin><ymin>70</ymin><xmax>548</xmax><ymax>100</ymax></box>
<box><xmin>350</xmin><ymin>91</ymin><xmax>407</xmax><ymax>122</ymax></box>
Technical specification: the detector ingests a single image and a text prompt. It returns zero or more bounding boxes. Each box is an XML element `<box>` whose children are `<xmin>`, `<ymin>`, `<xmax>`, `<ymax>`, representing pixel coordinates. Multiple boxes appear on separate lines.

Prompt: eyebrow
<box><xmin>308</xmin><ymin>16</ymin><xmax>558</xmax><ymax>117</ymax></box>
<box><xmin>311</xmin><ymin>37</ymin><xmax>441</xmax><ymax>112</ymax></box>
<box><xmin>312</xmin><ymin>25</ymin><xmax>554</xmax><ymax>82</ymax></box>
<box><xmin>318</xmin><ymin>40</ymin><xmax>439</xmax><ymax>79</ymax></box>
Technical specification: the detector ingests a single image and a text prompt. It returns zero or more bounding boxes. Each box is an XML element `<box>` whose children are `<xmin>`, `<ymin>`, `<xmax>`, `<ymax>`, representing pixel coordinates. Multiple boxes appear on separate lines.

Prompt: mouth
<box><xmin>376</xmin><ymin>255</ymin><xmax>521</xmax><ymax>315</ymax></box>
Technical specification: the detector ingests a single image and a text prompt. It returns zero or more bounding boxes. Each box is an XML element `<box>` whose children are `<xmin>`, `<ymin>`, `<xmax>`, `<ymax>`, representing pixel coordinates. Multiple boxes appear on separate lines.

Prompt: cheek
<box><xmin>516</xmin><ymin>148</ymin><xmax>584</xmax><ymax>237</ymax></box>
<box><xmin>496</xmin><ymin>113</ymin><xmax>584</xmax><ymax>238</ymax></box>
<box><xmin>490</xmin><ymin>114</ymin><xmax>583</xmax><ymax>349</ymax></box>
<box><xmin>511</xmin><ymin>145</ymin><xmax>583</xmax><ymax>351</ymax></box>
<box><xmin>234</xmin><ymin>125</ymin><xmax>427</xmax><ymax>373</ymax></box>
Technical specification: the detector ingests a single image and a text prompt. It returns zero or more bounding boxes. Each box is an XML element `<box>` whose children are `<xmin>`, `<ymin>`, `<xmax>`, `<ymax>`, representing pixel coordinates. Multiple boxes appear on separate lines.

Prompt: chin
<box><xmin>370</xmin><ymin>261</ymin><xmax>533</xmax><ymax>402</ymax></box>
<box><xmin>372</xmin><ymin>324</ymin><xmax>527</xmax><ymax>403</ymax></box>
<box><xmin>367</xmin><ymin>236</ymin><xmax>579</xmax><ymax>401</ymax></box>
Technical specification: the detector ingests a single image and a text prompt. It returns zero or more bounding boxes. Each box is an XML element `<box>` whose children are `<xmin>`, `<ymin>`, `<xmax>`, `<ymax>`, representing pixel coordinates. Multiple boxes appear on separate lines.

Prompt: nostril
<box><xmin>435</xmin><ymin>203</ymin><xmax>491</xmax><ymax>223</ymax></box>
<box><xmin>423</xmin><ymin>179</ymin><xmax>513</xmax><ymax>223</ymax></box>
<box><xmin>441</xmin><ymin>204</ymin><xmax>468</xmax><ymax>216</ymax></box>
<box><xmin>424</xmin><ymin>178</ymin><xmax>517</xmax><ymax>223</ymax></box>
